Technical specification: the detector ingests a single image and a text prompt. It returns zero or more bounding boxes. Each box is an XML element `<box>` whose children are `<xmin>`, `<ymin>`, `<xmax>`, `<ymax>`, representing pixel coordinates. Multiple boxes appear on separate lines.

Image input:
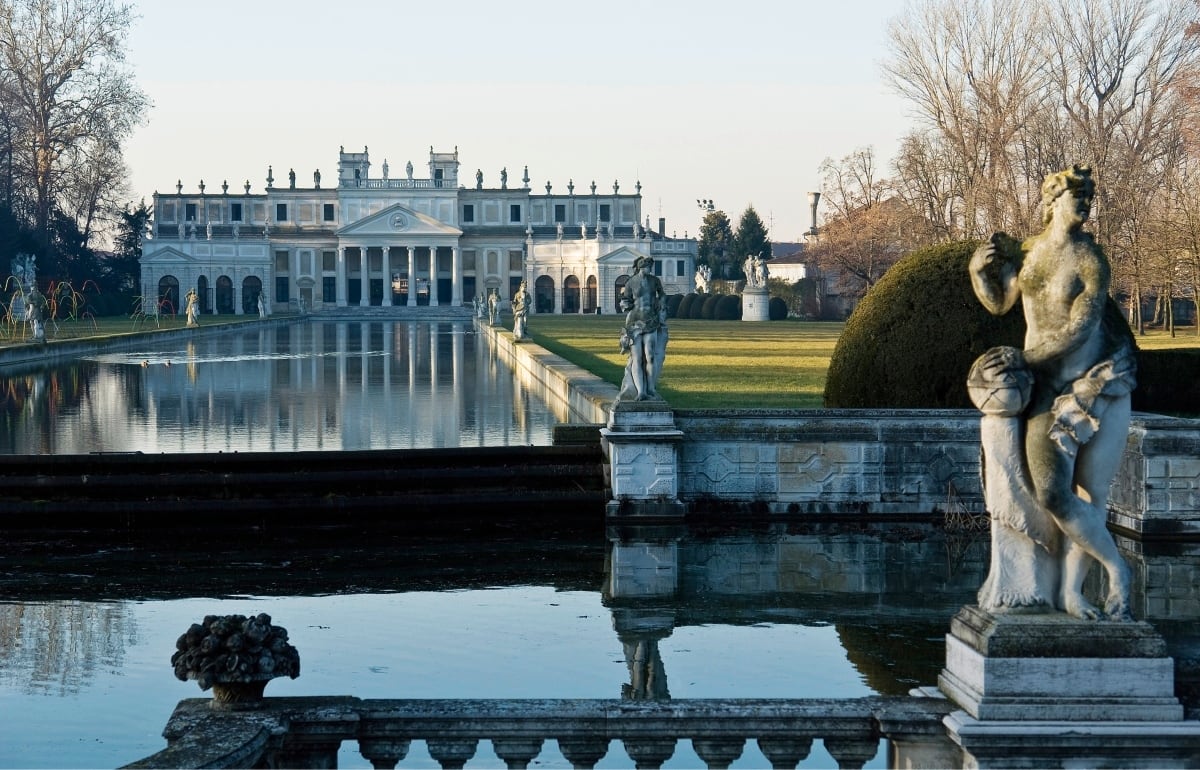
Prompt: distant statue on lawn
<box><xmin>185</xmin><ymin>289</ymin><xmax>200</xmax><ymax>327</ymax></box>
<box><xmin>511</xmin><ymin>280</ymin><xmax>531</xmax><ymax>340</ymax></box>
<box><xmin>968</xmin><ymin>165</ymin><xmax>1135</xmax><ymax>621</ymax></box>
<box><xmin>487</xmin><ymin>290</ymin><xmax>500</xmax><ymax>326</ymax></box>
<box><xmin>24</xmin><ymin>285</ymin><xmax>48</xmax><ymax>342</ymax></box>
<box><xmin>694</xmin><ymin>265</ymin><xmax>711</xmax><ymax>293</ymax></box>
<box><xmin>616</xmin><ymin>255</ymin><xmax>668</xmax><ymax>402</ymax></box>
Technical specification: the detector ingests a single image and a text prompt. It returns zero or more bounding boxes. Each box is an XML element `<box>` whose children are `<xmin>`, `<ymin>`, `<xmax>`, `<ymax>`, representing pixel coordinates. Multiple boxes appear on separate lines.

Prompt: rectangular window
<box><xmin>322</xmin><ymin>276</ymin><xmax>336</xmax><ymax>303</ymax></box>
<box><xmin>554</xmin><ymin>204</ymin><xmax>566</xmax><ymax>223</ymax></box>
<box><xmin>654</xmin><ymin>260</ymin><xmax>663</xmax><ymax>277</ymax></box>
<box><xmin>508</xmin><ymin>249</ymin><xmax>523</xmax><ymax>272</ymax></box>
<box><xmin>230</xmin><ymin>203</ymin><xmax>243</xmax><ymax>222</ymax></box>
<box><xmin>677</xmin><ymin>259</ymin><xmax>685</xmax><ymax>277</ymax></box>
<box><xmin>323</xmin><ymin>203</ymin><xmax>335</xmax><ymax>221</ymax></box>
<box><xmin>599</xmin><ymin>204</ymin><xmax>611</xmax><ymax>223</ymax></box>
<box><xmin>275</xmin><ymin>277</ymin><xmax>290</xmax><ymax>303</ymax></box>
<box><xmin>509</xmin><ymin>204</ymin><xmax>521</xmax><ymax>223</ymax></box>
<box><xmin>275</xmin><ymin>203</ymin><xmax>288</xmax><ymax>222</ymax></box>
<box><xmin>463</xmin><ymin>204</ymin><xmax>475</xmax><ymax>223</ymax></box>
<box><xmin>274</xmin><ymin>250</ymin><xmax>290</xmax><ymax>272</ymax></box>
<box><xmin>185</xmin><ymin>203</ymin><xmax>197</xmax><ymax>221</ymax></box>
<box><xmin>322</xmin><ymin>251</ymin><xmax>336</xmax><ymax>272</ymax></box>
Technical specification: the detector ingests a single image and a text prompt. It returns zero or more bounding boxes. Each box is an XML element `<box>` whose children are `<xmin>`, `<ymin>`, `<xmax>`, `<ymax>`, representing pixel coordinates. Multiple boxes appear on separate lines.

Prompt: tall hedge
<box><xmin>768</xmin><ymin>296</ymin><xmax>788</xmax><ymax>320</ymax></box>
<box><xmin>676</xmin><ymin>293</ymin><xmax>697</xmax><ymax>319</ymax></box>
<box><xmin>823</xmin><ymin>239</ymin><xmax>1142</xmax><ymax>409</ymax></box>
<box><xmin>666</xmin><ymin>293</ymin><xmax>684</xmax><ymax>319</ymax></box>
<box><xmin>716</xmin><ymin>294</ymin><xmax>741</xmax><ymax>320</ymax></box>
<box><xmin>824</xmin><ymin>240</ymin><xmax>1025</xmax><ymax>408</ymax></box>
<box><xmin>700</xmin><ymin>295</ymin><xmax>722</xmax><ymax>320</ymax></box>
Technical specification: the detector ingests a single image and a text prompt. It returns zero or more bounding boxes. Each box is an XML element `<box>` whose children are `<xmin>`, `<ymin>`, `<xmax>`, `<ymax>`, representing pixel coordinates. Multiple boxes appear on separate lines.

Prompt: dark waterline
<box><xmin>0</xmin><ymin>319</ymin><xmax>561</xmax><ymax>454</ymax></box>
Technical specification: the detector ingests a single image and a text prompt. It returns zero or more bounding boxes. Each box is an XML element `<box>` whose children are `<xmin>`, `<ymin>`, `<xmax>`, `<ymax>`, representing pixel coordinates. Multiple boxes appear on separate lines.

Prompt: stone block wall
<box><xmin>1110</xmin><ymin>414</ymin><xmax>1200</xmax><ymax>538</ymax></box>
<box><xmin>675</xmin><ymin>409</ymin><xmax>983</xmax><ymax>517</ymax></box>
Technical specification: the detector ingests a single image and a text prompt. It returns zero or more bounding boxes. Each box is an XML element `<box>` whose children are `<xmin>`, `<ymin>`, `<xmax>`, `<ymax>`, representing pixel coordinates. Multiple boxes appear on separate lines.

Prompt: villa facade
<box><xmin>140</xmin><ymin>146</ymin><xmax>697</xmax><ymax>316</ymax></box>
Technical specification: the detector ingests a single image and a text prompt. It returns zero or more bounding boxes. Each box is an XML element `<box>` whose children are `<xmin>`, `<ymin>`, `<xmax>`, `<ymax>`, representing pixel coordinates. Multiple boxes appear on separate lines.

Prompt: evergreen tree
<box><xmin>697</xmin><ymin>209</ymin><xmax>734</xmax><ymax>278</ymax></box>
<box><xmin>733</xmin><ymin>205</ymin><xmax>771</xmax><ymax>274</ymax></box>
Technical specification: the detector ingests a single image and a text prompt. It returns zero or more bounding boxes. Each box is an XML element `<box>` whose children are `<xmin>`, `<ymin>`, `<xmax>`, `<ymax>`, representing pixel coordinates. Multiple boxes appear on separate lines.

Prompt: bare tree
<box><xmin>884</xmin><ymin>0</ymin><xmax>1051</xmax><ymax>237</ymax></box>
<box><xmin>0</xmin><ymin>0</ymin><xmax>148</xmax><ymax>270</ymax></box>
<box><xmin>809</xmin><ymin>147</ymin><xmax>934</xmax><ymax>301</ymax></box>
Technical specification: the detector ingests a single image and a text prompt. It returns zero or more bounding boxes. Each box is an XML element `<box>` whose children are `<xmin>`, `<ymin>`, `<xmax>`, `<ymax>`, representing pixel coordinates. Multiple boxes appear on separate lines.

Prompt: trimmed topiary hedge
<box><xmin>700</xmin><ymin>295</ymin><xmax>722</xmax><ymax>320</ymax></box>
<box><xmin>768</xmin><ymin>296</ymin><xmax>788</xmax><ymax>320</ymax></box>
<box><xmin>1133</xmin><ymin>348</ymin><xmax>1200</xmax><ymax>417</ymax></box>
<box><xmin>824</xmin><ymin>240</ymin><xmax>1025</xmax><ymax>408</ymax></box>
<box><xmin>716</xmin><ymin>294</ymin><xmax>741</xmax><ymax>320</ymax></box>
<box><xmin>689</xmin><ymin>294</ymin><xmax>708</xmax><ymax>319</ymax></box>
<box><xmin>823</xmin><ymin>239</ymin><xmax>1144</xmax><ymax>409</ymax></box>
<box><xmin>666</xmin><ymin>293</ymin><xmax>684</xmax><ymax>319</ymax></box>
<box><xmin>676</xmin><ymin>293</ymin><xmax>696</xmax><ymax>319</ymax></box>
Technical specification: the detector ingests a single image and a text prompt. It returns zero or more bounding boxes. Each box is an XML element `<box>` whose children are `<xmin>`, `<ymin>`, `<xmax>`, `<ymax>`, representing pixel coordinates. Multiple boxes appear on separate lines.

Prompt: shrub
<box><xmin>666</xmin><ymin>293</ymin><xmax>684</xmax><ymax>319</ymax></box>
<box><xmin>716</xmin><ymin>294</ymin><xmax>742</xmax><ymax>320</ymax></box>
<box><xmin>1133</xmin><ymin>349</ymin><xmax>1200</xmax><ymax>417</ymax></box>
<box><xmin>689</xmin><ymin>293</ymin><xmax>708</xmax><ymax>319</ymax></box>
<box><xmin>700</xmin><ymin>295</ymin><xmax>722</xmax><ymax>320</ymax></box>
<box><xmin>823</xmin><ymin>239</ymin><xmax>1135</xmax><ymax>408</ymax></box>
<box><xmin>677</xmin><ymin>293</ymin><xmax>697</xmax><ymax>319</ymax></box>
<box><xmin>768</xmin><ymin>296</ymin><xmax>788</xmax><ymax>320</ymax></box>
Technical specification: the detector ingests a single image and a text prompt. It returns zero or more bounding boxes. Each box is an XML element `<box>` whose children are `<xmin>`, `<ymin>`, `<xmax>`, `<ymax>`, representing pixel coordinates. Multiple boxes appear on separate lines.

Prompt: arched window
<box><xmin>242</xmin><ymin>276</ymin><xmax>263</xmax><ymax>314</ymax></box>
<box><xmin>534</xmin><ymin>275</ymin><xmax>555</xmax><ymax>314</ymax></box>
<box><xmin>614</xmin><ymin>274</ymin><xmax>630</xmax><ymax>313</ymax></box>
<box><xmin>215</xmin><ymin>275</ymin><xmax>234</xmax><ymax>314</ymax></box>
<box><xmin>157</xmin><ymin>275</ymin><xmax>180</xmax><ymax>315</ymax></box>
<box><xmin>585</xmin><ymin>275</ymin><xmax>598</xmax><ymax>313</ymax></box>
<box><xmin>196</xmin><ymin>276</ymin><xmax>210</xmax><ymax>314</ymax></box>
<box><xmin>563</xmin><ymin>275</ymin><xmax>581</xmax><ymax>314</ymax></box>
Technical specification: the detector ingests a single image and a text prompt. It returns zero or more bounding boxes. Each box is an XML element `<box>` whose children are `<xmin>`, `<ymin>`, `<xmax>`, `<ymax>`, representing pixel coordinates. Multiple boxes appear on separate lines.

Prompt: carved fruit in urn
<box><xmin>171</xmin><ymin>613</ymin><xmax>300</xmax><ymax>709</ymax></box>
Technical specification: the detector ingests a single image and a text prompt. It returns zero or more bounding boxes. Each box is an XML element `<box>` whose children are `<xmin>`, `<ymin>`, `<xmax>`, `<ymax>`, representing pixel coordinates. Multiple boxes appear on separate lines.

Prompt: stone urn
<box><xmin>171</xmin><ymin>613</ymin><xmax>300</xmax><ymax>710</ymax></box>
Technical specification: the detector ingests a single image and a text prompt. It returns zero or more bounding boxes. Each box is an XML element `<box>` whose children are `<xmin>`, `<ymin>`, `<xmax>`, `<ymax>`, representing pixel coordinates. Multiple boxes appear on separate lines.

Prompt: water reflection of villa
<box><xmin>139</xmin><ymin>147</ymin><xmax>698</xmax><ymax>317</ymax></box>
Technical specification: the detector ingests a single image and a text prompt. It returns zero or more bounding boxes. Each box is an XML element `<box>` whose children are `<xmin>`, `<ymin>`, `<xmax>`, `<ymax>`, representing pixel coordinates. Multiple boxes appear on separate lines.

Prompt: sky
<box><xmin>122</xmin><ymin>0</ymin><xmax>915</xmax><ymax>244</ymax></box>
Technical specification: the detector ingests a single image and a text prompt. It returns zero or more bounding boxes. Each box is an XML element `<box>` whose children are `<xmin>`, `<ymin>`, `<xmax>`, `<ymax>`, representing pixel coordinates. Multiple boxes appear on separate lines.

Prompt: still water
<box><xmin>0</xmin><ymin>320</ymin><xmax>561</xmax><ymax>454</ymax></box>
<box><xmin>0</xmin><ymin>523</ymin><xmax>990</xmax><ymax>769</ymax></box>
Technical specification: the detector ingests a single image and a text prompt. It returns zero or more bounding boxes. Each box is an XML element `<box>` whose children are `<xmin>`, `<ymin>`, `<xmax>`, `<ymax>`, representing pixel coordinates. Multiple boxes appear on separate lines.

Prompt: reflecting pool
<box><xmin>0</xmin><ymin>320</ymin><xmax>562</xmax><ymax>454</ymax></box>
<box><xmin>0</xmin><ymin>522</ymin><xmax>990</xmax><ymax>769</ymax></box>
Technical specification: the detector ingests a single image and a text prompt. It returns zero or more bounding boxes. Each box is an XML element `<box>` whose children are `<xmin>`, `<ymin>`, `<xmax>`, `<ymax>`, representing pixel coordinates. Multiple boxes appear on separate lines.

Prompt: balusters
<box><xmin>691</xmin><ymin>737</ymin><xmax>746</xmax><ymax>768</ymax></box>
<box><xmin>491</xmin><ymin>738</ymin><xmax>544</xmax><ymax>769</ymax></box>
<box><xmin>822</xmin><ymin>737</ymin><xmax>880</xmax><ymax>769</ymax></box>
<box><xmin>756</xmin><ymin>737</ymin><xmax>814</xmax><ymax>769</ymax></box>
<box><xmin>621</xmin><ymin>737</ymin><xmax>677</xmax><ymax>769</ymax></box>
<box><xmin>357</xmin><ymin>738</ymin><xmax>411</xmax><ymax>769</ymax></box>
<box><xmin>556</xmin><ymin>737</ymin><xmax>610</xmax><ymax>768</ymax></box>
<box><xmin>425</xmin><ymin>738</ymin><xmax>478</xmax><ymax>769</ymax></box>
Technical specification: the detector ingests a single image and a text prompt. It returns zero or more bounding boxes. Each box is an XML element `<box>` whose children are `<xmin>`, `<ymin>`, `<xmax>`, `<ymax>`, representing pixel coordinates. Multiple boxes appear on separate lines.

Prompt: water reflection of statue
<box><xmin>257</xmin><ymin>292</ymin><xmax>267</xmax><ymax>319</ymax></box>
<box><xmin>616</xmin><ymin>255</ymin><xmax>668</xmax><ymax>402</ymax></box>
<box><xmin>620</xmin><ymin>635</ymin><xmax>671</xmax><ymax>701</ymax></box>
<box><xmin>511</xmin><ymin>280</ymin><xmax>531</xmax><ymax>340</ymax></box>
<box><xmin>968</xmin><ymin>165</ymin><xmax>1135</xmax><ymax>621</ymax></box>
<box><xmin>185</xmin><ymin>289</ymin><xmax>199</xmax><ymax>327</ymax></box>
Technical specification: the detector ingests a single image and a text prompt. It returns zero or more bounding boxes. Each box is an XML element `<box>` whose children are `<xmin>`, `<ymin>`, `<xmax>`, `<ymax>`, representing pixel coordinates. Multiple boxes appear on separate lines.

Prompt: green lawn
<box><xmin>526</xmin><ymin>316</ymin><xmax>845</xmax><ymax>409</ymax></box>
<box><xmin>0</xmin><ymin>314</ymin><xmax>263</xmax><ymax>347</ymax></box>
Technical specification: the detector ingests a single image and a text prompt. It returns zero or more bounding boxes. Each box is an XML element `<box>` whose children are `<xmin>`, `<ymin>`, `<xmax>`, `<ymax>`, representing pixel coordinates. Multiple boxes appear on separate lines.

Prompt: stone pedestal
<box><xmin>938</xmin><ymin>605</ymin><xmax>1200</xmax><ymax>768</ymax></box>
<box><xmin>600</xmin><ymin>401</ymin><xmax>684</xmax><ymax>519</ymax></box>
<box><xmin>741</xmin><ymin>286</ymin><xmax>769</xmax><ymax>321</ymax></box>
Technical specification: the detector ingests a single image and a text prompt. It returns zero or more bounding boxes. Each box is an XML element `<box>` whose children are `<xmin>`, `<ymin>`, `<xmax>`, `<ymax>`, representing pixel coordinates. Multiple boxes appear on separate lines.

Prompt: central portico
<box><xmin>336</xmin><ymin>204</ymin><xmax>463</xmax><ymax>307</ymax></box>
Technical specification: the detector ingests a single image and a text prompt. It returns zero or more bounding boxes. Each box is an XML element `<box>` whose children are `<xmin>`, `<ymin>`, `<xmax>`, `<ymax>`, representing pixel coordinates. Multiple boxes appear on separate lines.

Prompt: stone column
<box><xmin>336</xmin><ymin>247</ymin><xmax>347</xmax><ymax>307</ymax></box>
<box><xmin>359</xmin><ymin>247</ymin><xmax>369</xmax><ymax>307</ymax></box>
<box><xmin>429</xmin><ymin>245</ymin><xmax>439</xmax><ymax>307</ymax></box>
<box><xmin>406</xmin><ymin>246</ymin><xmax>416</xmax><ymax>306</ymax></box>
<box><xmin>451</xmin><ymin>246</ymin><xmax>462</xmax><ymax>306</ymax></box>
<box><xmin>382</xmin><ymin>246</ymin><xmax>392</xmax><ymax>306</ymax></box>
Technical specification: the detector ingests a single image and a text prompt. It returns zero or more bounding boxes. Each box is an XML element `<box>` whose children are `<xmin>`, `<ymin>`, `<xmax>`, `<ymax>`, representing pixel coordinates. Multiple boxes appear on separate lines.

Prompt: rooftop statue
<box><xmin>968</xmin><ymin>165</ymin><xmax>1135</xmax><ymax>621</ymax></box>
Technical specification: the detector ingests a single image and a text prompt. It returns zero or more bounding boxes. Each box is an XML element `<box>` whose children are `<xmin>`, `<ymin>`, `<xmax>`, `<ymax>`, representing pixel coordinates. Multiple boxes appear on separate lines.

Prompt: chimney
<box><xmin>807</xmin><ymin>191</ymin><xmax>821</xmax><ymax>237</ymax></box>
<box><xmin>658</xmin><ymin>217</ymin><xmax>666</xmax><ymax>237</ymax></box>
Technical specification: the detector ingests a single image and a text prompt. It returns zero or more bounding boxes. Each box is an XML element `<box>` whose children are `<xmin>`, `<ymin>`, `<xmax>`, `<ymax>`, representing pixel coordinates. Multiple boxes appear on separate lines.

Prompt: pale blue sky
<box><xmin>124</xmin><ymin>0</ymin><xmax>914</xmax><ymax>242</ymax></box>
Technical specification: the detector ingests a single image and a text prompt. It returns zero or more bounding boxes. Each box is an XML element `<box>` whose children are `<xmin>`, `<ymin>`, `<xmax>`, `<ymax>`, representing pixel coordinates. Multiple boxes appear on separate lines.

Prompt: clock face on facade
<box><xmin>389</xmin><ymin>213</ymin><xmax>409</xmax><ymax>230</ymax></box>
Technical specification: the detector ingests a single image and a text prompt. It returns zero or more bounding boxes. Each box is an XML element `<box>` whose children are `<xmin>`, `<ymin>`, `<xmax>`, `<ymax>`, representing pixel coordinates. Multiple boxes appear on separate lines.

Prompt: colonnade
<box><xmin>335</xmin><ymin>245</ymin><xmax>462</xmax><ymax>307</ymax></box>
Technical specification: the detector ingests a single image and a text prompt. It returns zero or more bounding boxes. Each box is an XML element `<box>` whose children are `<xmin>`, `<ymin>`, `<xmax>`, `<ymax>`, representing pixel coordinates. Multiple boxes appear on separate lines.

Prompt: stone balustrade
<box><xmin>125</xmin><ymin>695</ymin><xmax>957</xmax><ymax>769</ymax></box>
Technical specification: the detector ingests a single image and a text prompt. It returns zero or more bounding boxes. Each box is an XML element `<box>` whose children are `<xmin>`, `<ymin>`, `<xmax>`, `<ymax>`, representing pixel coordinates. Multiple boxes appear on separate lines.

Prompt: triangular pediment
<box><xmin>141</xmin><ymin>246</ymin><xmax>201</xmax><ymax>265</ymax></box>
<box><xmin>596</xmin><ymin>245</ymin><xmax>649</xmax><ymax>265</ymax></box>
<box><xmin>338</xmin><ymin>204</ymin><xmax>462</xmax><ymax>238</ymax></box>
